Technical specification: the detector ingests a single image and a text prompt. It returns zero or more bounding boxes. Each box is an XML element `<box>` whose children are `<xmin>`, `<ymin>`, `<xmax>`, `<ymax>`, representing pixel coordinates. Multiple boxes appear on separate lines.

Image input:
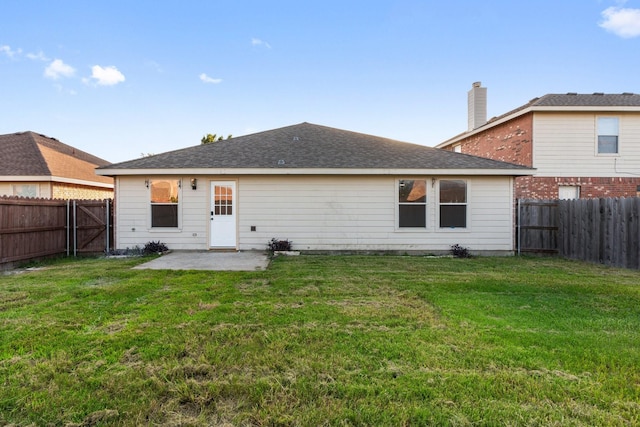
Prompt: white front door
<box><xmin>210</xmin><ymin>181</ymin><xmax>237</xmax><ymax>248</ymax></box>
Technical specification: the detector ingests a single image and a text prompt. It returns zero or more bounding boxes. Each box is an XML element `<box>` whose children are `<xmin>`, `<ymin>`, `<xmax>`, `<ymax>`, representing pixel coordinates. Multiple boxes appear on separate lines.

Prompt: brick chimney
<box><xmin>468</xmin><ymin>81</ymin><xmax>487</xmax><ymax>131</ymax></box>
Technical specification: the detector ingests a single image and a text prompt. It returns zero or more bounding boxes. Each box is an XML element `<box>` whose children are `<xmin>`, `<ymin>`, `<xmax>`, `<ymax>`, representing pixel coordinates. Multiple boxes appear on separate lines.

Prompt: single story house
<box><xmin>0</xmin><ymin>131</ymin><xmax>114</xmax><ymax>199</ymax></box>
<box><xmin>97</xmin><ymin>122</ymin><xmax>533</xmax><ymax>254</ymax></box>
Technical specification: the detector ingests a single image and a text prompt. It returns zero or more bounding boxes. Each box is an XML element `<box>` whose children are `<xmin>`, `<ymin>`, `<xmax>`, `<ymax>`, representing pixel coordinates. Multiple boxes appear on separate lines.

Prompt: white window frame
<box><xmin>438</xmin><ymin>179</ymin><xmax>468</xmax><ymax>230</ymax></box>
<box><xmin>596</xmin><ymin>116</ymin><xmax>619</xmax><ymax>155</ymax></box>
<box><xmin>12</xmin><ymin>184</ymin><xmax>39</xmax><ymax>198</ymax></box>
<box><xmin>558</xmin><ymin>185</ymin><xmax>580</xmax><ymax>200</ymax></box>
<box><xmin>149</xmin><ymin>178</ymin><xmax>182</xmax><ymax>230</ymax></box>
<box><xmin>397</xmin><ymin>178</ymin><xmax>428</xmax><ymax>229</ymax></box>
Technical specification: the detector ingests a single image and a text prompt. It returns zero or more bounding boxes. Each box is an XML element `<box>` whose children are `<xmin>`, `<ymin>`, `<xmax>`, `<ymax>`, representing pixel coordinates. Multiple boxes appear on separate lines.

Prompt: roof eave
<box><xmin>0</xmin><ymin>175</ymin><xmax>114</xmax><ymax>188</ymax></box>
<box><xmin>98</xmin><ymin>167</ymin><xmax>534</xmax><ymax>177</ymax></box>
<box><xmin>436</xmin><ymin>106</ymin><xmax>535</xmax><ymax>148</ymax></box>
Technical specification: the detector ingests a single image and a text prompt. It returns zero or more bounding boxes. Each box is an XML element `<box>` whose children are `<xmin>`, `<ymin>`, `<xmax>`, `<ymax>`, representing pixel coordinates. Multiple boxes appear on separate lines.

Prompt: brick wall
<box><xmin>52</xmin><ymin>183</ymin><xmax>114</xmax><ymax>200</ymax></box>
<box><xmin>447</xmin><ymin>113</ymin><xmax>534</xmax><ymax>167</ymax></box>
<box><xmin>516</xmin><ymin>176</ymin><xmax>640</xmax><ymax>199</ymax></box>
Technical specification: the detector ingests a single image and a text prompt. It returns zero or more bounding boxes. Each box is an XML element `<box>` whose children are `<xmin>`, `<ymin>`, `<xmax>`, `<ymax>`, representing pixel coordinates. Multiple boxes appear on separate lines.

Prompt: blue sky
<box><xmin>1</xmin><ymin>0</ymin><xmax>639</xmax><ymax>163</ymax></box>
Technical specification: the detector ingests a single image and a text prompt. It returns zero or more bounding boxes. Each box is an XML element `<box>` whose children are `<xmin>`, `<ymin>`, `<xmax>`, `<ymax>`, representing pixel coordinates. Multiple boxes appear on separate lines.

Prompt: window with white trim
<box><xmin>558</xmin><ymin>185</ymin><xmax>580</xmax><ymax>200</ymax></box>
<box><xmin>439</xmin><ymin>180</ymin><xmax>467</xmax><ymax>228</ymax></box>
<box><xmin>398</xmin><ymin>179</ymin><xmax>427</xmax><ymax>228</ymax></box>
<box><xmin>597</xmin><ymin>117</ymin><xmax>619</xmax><ymax>154</ymax></box>
<box><xmin>150</xmin><ymin>179</ymin><xmax>180</xmax><ymax>227</ymax></box>
<box><xmin>12</xmin><ymin>184</ymin><xmax>38</xmax><ymax>198</ymax></box>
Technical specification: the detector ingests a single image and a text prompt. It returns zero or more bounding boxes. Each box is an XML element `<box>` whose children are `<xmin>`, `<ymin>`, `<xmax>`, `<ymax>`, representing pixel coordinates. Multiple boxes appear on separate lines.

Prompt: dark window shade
<box><xmin>440</xmin><ymin>205</ymin><xmax>466</xmax><ymax>228</ymax></box>
<box><xmin>399</xmin><ymin>204</ymin><xmax>426</xmax><ymax>228</ymax></box>
<box><xmin>152</xmin><ymin>205</ymin><xmax>178</xmax><ymax>227</ymax></box>
<box><xmin>598</xmin><ymin>136</ymin><xmax>618</xmax><ymax>154</ymax></box>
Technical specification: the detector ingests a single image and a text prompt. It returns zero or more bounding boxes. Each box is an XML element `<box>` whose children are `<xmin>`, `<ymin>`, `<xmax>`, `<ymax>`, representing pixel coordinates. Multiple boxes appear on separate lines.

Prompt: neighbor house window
<box><xmin>398</xmin><ymin>179</ymin><xmax>426</xmax><ymax>228</ymax></box>
<box><xmin>12</xmin><ymin>184</ymin><xmax>38</xmax><ymax>198</ymax></box>
<box><xmin>439</xmin><ymin>180</ymin><xmax>467</xmax><ymax>228</ymax></box>
<box><xmin>597</xmin><ymin>117</ymin><xmax>619</xmax><ymax>154</ymax></box>
<box><xmin>558</xmin><ymin>185</ymin><xmax>580</xmax><ymax>200</ymax></box>
<box><xmin>150</xmin><ymin>179</ymin><xmax>180</xmax><ymax>227</ymax></box>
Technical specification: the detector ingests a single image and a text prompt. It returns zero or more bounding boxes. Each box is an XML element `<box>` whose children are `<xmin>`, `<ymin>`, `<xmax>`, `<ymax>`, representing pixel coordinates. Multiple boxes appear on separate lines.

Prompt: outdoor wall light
<box><xmin>145</xmin><ymin>179</ymin><xmax>149</xmax><ymax>188</ymax></box>
<box><xmin>191</xmin><ymin>178</ymin><xmax>198</xmax><ymax>190</ymax></box>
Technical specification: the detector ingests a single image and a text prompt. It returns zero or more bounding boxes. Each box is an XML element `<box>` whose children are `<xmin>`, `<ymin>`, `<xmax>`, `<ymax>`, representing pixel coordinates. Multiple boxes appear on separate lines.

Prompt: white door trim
<box><xmin>210</xmin><ymin>181</ymin><xmax>237</xmax><ymax>248</ymax></box>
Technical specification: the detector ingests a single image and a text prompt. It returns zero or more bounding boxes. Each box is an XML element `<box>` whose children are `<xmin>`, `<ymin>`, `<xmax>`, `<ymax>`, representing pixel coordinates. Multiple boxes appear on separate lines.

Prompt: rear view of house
<box><xmin>0</xmin><ymin>131</ymin><xmax>114</xmax><ymax>199</ymax></box>
<box><xmin>98</xmin><ymin>122</ymin><xmax>532</xmax><ymax>254</ymax></box>
<box><xmin>438</xmin><ymin>83</ymin><xmax>640</xmax><ymax>199</ymax></box>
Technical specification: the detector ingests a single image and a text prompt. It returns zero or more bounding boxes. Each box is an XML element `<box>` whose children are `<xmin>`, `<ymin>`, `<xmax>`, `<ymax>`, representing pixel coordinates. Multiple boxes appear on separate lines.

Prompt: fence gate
<box><xmin>0</xmin><ymin>197</ymin><xmax>113</xmax><ymax>268</ymax></box>
<box><xmin>517</xmin><ymin>199</ymin><xmax>559</xmax><ymax>255</ymax></box>
<box><xmin>71</xmin><ymin>199</ymin><xmax>113</xmax><ymax>255</ymax></box>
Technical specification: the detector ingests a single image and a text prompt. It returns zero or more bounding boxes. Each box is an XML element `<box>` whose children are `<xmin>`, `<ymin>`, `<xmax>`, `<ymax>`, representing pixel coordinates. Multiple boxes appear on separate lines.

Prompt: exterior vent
<box><xmin>622</xmin><ymin>92</ymin><xmax>634</xmax><ymax>96</ymax></box>
<box><xmin>593</xmin><ymin>92</ymin><xmax>604</xmax><ymax>96</ymax></box>
<box><xmin>567</xmin><ymin>92</ymin><xmax>577</xmax><ymax>95</ymax></box>
<box><xmin>277</xmin><ymin>159</ymin><xmax>285</xmax><ymax>165</ymax></box>
<box><xmin>293</xmin><ymin>136</ymin><xmax>299</xmax><ymax>141</ymax></box>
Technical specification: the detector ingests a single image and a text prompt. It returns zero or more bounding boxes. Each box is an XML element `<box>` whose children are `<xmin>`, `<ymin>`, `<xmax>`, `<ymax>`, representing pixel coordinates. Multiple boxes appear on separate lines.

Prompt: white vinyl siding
<box><xmin>533</xmin><ymin>112</ymin><xmax>640</xmax><ymax>177</ymax></box>
<box><xmin>115</xmin><ymin>176</ymin><xmax>209</xmax><ymax>250</ymax></box>
<box><xmin>112</xmin><ymin>175</ymin><xmax>515</xmax><ymax>253</ymax></box>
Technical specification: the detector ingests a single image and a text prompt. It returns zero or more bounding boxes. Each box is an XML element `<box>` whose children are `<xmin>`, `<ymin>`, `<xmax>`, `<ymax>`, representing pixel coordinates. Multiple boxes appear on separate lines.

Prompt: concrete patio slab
<box><xmin>133</xmin><ymin>251</ymin><xmax>270</xmax><ymax>271</ymax></box>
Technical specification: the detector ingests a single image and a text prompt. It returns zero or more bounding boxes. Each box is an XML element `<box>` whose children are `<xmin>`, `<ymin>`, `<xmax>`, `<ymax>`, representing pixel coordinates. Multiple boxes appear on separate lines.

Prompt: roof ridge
<box><xmin>99</xmin><ymin>122</ymin><xmax>532</xmax><ymax>172</ymax></box>
<box><xmin>21</xmin><ymin>131</ymin><xmax>111</xmax><ymax>166</ymax></box>
<box><xmin>26</xmin><ymin>131</ymin><xmax>52</xmax><ymax>175</ymax></box>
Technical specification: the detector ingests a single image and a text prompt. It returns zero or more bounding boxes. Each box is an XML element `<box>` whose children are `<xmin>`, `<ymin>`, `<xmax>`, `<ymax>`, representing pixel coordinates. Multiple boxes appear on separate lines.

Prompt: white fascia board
<box><xmin>0</xmin><ymin>175</ymin><xmax>51</xmax><ymax>182</ymax></box>
<box><xmin>0</xmin><ymin>175</ymin><xmax>114</xmax><ymax>188</ymax></box>
<box><xmin>51</xmin><ymin>176</ymin><xmax>114</xmax><ymax>188</ymax></box>
<box><xmin>437</xmin><ymin>107</ymin><xmax>535</xmax><ymax>148</ymax></box>
<box><xmin>97</xmin><ymin>167</ymin><xmax>534</xmax><ymax>177</ymax></box>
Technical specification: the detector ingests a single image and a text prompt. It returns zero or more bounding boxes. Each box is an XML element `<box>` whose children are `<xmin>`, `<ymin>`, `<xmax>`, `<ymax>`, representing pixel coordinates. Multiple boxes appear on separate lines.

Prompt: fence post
<box><xmin>73</xmin><ymin>200</ymin><xmax>77</xmax><ymax>257</ymax></box>
<box><xmin>66</xmin><ymin>200</ymin><xmax>70</xmax><ymax>257</ymax></box>
<box><xmin>517</xmin><ymin>199</ymin><xmax>521</xmax><ymax>256</ymax></box>
<box><xmin>105</xmin><ymin>199</ymin><xmax>110</xmax><ymax>253</ymax></box>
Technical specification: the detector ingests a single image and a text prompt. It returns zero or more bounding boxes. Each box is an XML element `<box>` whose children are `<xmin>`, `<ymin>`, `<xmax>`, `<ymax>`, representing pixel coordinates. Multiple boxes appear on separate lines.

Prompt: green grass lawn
<box><xmin>1</xmin><ymin>255</ymin><xmax>639</xmax><ymax>426</ymax></box>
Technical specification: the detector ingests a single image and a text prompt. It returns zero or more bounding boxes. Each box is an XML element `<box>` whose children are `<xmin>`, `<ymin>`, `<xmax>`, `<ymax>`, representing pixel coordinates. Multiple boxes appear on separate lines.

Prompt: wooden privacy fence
<box><xmin>0</xmin><ymin>197</ymin><xmax>113</xmax><ymax>268</ymax></box>
<box><xmin>518</xmin><ymin>198</ymin><xmax>640</xmax><ymax>269</ymax></box>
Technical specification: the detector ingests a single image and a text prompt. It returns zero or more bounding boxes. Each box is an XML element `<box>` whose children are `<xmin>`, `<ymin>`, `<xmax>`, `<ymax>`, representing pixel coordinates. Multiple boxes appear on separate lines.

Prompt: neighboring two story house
<box><xmin>0</xmin><ymin>131</ymin><xmax>114</xmax><ymax>200</ymax></box>
<box><xmin>437</xmin><ymin>83</ymin><xmax>640</xmax><ymax>199</ymax></box>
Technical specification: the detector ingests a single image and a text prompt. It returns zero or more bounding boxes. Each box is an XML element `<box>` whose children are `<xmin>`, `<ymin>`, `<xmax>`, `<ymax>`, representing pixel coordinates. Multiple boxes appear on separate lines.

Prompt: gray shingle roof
<box><xmin>0</xmin><ymin>131</ymin><xmax>112</xmax><ymax>184</ymax></box>
<box><xmin>100</xmin><ymin>122</ymin><xmax>530</xmax><ymax>172</ymax></box>
<box><xmin>488</xmin><ymin>93</ymin><xmax>640</xmax><ymax>126</ymax></box>
<box><xmin>532</xmin><ymin>93</ymin><xmax>640</xmax><ymax>107</ymax></box>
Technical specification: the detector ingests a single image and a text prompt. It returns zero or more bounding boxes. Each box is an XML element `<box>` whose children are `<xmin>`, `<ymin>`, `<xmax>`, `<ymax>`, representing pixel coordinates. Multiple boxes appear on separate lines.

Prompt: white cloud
<box><xmin>199</xmin><ymin>73</ymin><xmax>222</xmax><ymax>84</ymax></box>
<box><xmin>251</xmin><ymin>38</ymin><xmax>272</xmax><ymax>49</ymax></box>
<box><xmin>54</xmin><ymin>83</ymin><xmax>77</xmax><ymax>95</ymax></box>
<box><xmin>89</xmin><ymin>65</ymin><xmax>125</xmax><ymax>86</ymax></box>
<box><xmin>26</xmin><ymin>51</ymin><xmax>49</xmax><ymax>61</ymax></box>
<box><xmin>600</xmin><ymin>6</ymin><xmax>640</xmax><ymax>38</ymax></box>
<box><xmin>0</xmin><ymin>45</ymin><xmax>22</xmax><ymax>58</ymax></box>
<box><xmin>44</xmin><ymin>59</ymin><xmax>76</xmax><ymax>79</ymax></box>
